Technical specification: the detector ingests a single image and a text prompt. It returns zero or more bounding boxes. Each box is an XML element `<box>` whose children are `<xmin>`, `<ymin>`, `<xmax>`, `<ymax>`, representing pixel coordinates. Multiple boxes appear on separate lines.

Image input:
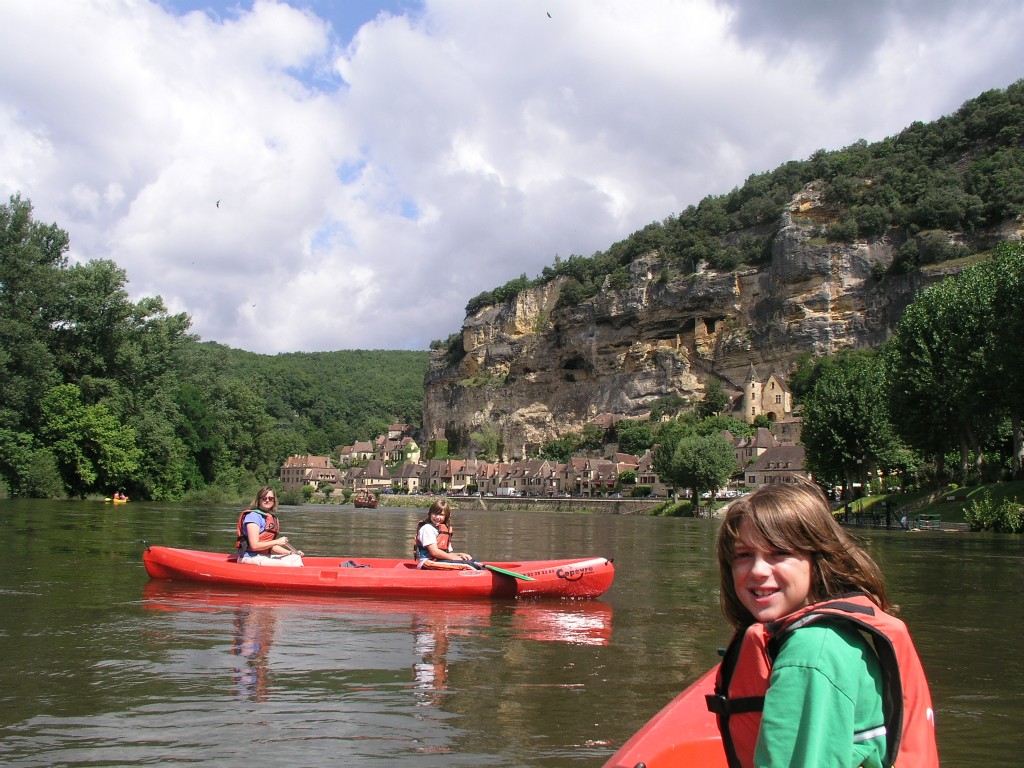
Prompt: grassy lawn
<box><xmin>850</xmin><ymin>480</ymin><xmax>1024</xmax><ymax>524</ymax></box>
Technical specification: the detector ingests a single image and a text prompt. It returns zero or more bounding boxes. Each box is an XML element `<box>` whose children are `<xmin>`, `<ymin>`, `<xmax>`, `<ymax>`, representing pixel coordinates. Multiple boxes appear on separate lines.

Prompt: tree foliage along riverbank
<box><xmin>796</xmin><ymin>240</ymin><xmax>1024</xmax><ymax>501</ymax></box>
<box><xmin>0</xmin><ymin>195</ymin><xmax>427</xmax><ymax>501</ymax></box>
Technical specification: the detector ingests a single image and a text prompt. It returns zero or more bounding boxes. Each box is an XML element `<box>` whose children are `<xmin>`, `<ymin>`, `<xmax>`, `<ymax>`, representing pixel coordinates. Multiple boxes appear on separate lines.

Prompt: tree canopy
<box><xmin>0</xmin><ymin>195</ymin><xmax>428</xmax><ymax>500</ymax></box>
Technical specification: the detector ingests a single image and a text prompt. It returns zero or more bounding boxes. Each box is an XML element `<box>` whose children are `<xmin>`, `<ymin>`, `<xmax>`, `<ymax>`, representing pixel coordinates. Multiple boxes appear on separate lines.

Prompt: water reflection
<box><xmin>412</xmin><ymin>611</ymin><xmax>453</xmax><ymax>705</ymax></box>
<box><xmin>231</xmin><ymin>607</ymin><xmax>275</xmax><ymax>702</ymax></box>
<box><xmin>141</xmin><ymin>582</ymin><xmax>614</xmax><ymax>711</ymax></box>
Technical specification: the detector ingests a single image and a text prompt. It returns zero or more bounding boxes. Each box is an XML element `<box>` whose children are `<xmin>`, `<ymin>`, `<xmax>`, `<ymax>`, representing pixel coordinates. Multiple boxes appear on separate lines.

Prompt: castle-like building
<box><xmin>740</xmin><ymin>363</ymin><xmax>793</xmax><ymax>424</ymax></box>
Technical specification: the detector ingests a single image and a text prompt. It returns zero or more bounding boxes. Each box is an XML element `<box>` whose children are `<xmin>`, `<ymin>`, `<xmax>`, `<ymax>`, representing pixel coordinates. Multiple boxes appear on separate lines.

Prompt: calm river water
<box><xmin>0</xmin><ymin>498</ymin><xmax>1021</xmax><ymax>767</ymax></box>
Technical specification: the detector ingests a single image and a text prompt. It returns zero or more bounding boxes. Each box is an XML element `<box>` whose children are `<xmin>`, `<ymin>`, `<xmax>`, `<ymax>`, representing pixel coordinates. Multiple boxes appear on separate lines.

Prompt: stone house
<box><xmin>744</xmin><ymin>445</ymin><xmax>809</xmax><ymax>487</ymax></box>
<box><xmin>353</xmin><ymin>459</ymin><xmax>391</xmax><ymax>490</ymax></box>
<box><xmin>280</xmin><ymin>454</ymin><xmax>341</xmax><ymax>490</ymax></box>
<box><xmin>735</xmin><ymin>364</ymin><xmax>795</xmax><ymax>425</ymax></box>
<box><xmin>390</xmin><ymin>462</ymin><xmax>421</xmax><ymax>494</ymax></box>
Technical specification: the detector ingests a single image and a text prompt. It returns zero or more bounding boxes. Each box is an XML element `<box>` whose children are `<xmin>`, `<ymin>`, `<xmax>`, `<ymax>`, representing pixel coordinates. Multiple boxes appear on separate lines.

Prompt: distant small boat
<box><xmin>353</xmin><ymin>490</ymin><xmax>379</xmax><ymax>509</ymax></box>
<box><xmin>105</xmin><ymin>497</ymin><xmax>129</xmax><ymax>503</ymax></box>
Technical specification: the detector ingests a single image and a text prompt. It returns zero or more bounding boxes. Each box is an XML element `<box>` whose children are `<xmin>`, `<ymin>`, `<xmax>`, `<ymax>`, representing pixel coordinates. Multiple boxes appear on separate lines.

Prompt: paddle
<box><xmin>282</xmin><ymin>542</ymin><xmax>305</xmax><ymax>557</ymax></box>
<box><xmin>471</xmin><ymin>561</ymin><xmax>535</xmax><ymax>581</ymax></box>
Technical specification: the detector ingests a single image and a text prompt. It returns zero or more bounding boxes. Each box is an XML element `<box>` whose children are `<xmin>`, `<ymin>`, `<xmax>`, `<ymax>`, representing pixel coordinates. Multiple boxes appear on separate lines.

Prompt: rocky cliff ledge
<box><xmin>423</xmin><ymin>183</ymin><xmax>968</xmax><ymax>458</ymax></box>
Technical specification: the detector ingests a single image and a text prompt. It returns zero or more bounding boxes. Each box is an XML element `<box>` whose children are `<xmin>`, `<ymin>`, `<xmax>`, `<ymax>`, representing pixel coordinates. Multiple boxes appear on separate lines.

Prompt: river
<box><xmin>0</xmin><ymin>498</ymin><xmax>1020</xmax><ymax>766</ymax></box>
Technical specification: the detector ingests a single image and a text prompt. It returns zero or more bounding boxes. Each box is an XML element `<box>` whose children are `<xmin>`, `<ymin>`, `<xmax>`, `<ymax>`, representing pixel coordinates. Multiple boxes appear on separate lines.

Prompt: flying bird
<box><xmin>215</xmin><ymin>200</ymin><xmax>220</xmax><ymax>208</ymax></box>
<box><xmin>547</xmin><ymin>12</ymin><xmax>551</xmax><ymax>18</ymax></box>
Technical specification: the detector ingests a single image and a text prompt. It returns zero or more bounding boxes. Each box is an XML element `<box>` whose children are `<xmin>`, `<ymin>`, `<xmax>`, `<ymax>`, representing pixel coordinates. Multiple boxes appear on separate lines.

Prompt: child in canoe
<box><xmin>413</xmin><ymin>499</ymin><xmax>477</xmax><ymax>570</ymax></box>
<box><xmin>708</xmin><ymin>480</ymin><xmax>938</xmax><ymax>767</ymax></box>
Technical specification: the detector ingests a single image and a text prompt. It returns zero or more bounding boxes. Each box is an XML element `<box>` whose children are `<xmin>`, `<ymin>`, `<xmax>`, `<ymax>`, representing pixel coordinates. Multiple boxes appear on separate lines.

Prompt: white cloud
<box><xmin>1</xmin><ymin>0</ymin><xmax>1022</xmax><ymax>353</ymax></box>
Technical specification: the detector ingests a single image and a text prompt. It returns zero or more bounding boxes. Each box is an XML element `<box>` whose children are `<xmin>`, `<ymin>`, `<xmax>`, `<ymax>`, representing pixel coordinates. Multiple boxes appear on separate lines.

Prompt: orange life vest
<box><xmin>706</xmin><ymin>593</ymin><xmax>939</xmax><ymax>768</ymax></box>
<box><xmin>236</xmin><ymin>510</ymin><xmax>280</xmax><ymax>552</ymax></box>
<box><xmin>413</xmin><ymin>521</ymin><xmax>453</xmax><ymax>560</ymax></box>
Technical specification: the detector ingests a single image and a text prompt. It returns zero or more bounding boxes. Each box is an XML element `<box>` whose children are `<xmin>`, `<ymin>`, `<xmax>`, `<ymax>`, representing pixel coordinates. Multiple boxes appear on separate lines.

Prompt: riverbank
<box><xmin>308</xmin><ymin>493</ymin><xmax>665</xmax><ymax>515</ymax></box>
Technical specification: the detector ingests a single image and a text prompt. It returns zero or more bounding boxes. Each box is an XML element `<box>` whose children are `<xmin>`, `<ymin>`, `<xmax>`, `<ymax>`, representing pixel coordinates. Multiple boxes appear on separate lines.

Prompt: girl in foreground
<box><xmin>708</xmin><ymin>481</ymin><xmax>938</xmax><ymax>767</ymax></box>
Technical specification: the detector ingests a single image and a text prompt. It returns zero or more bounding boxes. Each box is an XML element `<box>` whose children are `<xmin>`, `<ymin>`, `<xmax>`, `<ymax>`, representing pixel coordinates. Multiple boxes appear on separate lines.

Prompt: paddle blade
<box><xmin>481</xmin><ymin>563</ymin><xmax>535</xmax><ymax>581</ymax></box>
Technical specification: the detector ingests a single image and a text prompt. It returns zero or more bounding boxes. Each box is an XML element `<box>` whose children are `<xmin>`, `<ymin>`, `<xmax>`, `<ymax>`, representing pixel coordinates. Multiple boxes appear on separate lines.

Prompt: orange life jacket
<box><xmin>236</xmin><ymin>510</ymin><xmax>280</xmax><ymax>552</ymax></box>
<box><xmin>413</xmin><ymin>521</ymin><xmax>453</xmax><ymax>559</ymax></box>
<box><xmin>706</xmin><ymin>593</ymin><xmax>939</xmax><ymax>768</ymax></box>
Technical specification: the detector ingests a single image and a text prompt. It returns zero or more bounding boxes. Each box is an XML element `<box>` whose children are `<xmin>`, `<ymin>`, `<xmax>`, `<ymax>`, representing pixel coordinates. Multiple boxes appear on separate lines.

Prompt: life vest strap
<box><xmin>706</xmin><ymin>694</ymin><xmax>765</xmax><ymax>716</ymax></box>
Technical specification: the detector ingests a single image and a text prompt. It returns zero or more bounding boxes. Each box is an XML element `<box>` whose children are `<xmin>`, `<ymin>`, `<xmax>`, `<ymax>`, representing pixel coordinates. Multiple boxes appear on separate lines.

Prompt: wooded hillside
<box><xmin>0</xmin><ymin>201</ymin><xmax>427</xmax><ymax>501</ymax></box>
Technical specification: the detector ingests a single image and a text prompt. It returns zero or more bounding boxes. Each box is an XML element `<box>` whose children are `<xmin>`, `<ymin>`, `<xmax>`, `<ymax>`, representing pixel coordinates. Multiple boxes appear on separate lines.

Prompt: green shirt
<box><xmin>754</xmin><ymin>619</ymin><xmax>887</xmax><ymax>768</ymax></box>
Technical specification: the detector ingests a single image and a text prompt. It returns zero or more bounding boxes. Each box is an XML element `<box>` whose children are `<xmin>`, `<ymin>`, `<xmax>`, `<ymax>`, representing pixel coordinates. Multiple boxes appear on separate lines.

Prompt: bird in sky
<box><xmin>215</xmin><ymin>200</ymin><xmax>220</xmax><ymax>208</ymax></box>
<box><xmin>547</xmin><ymin>12</ymin><xmax>551</xmax><ymax>18</ymax></box>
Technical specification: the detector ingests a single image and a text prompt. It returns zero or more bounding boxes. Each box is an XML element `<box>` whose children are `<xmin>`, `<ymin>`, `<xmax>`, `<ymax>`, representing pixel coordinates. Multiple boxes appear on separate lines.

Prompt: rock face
<box><xmin>422</xmin><ymin>184</ymin><xmax>964</xmax><ymax>459</ymax></box>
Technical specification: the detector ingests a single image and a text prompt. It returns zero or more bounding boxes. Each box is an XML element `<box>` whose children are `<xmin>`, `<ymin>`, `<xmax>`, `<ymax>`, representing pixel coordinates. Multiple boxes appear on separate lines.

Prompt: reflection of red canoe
<box><xmin>601</xmin><ymin>666</ymin><xmax>726</xmax><ymax>767</ymax></box>
<box><xmin>143</xmin><ymin>546</ymin><xmax>615</xmax><ymax>599</ymax></box>
<box><xmin>511</xmin><ymin>600</ymin><xmax>613</xmax><ymax>645</ymax></box>
<box><xmin>141</xmin><ymin>581</ymin><xmax>613</xmax><ymax>645</ymax></box>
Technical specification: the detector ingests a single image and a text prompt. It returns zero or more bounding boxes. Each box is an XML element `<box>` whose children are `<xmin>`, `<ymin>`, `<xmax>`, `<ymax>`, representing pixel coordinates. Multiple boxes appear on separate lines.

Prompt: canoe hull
<box><xmin>602</xmin><ymin>666</ymin><xmax>727</xmax><ymax>768</ymax></box>
<box><xmin>142</xmin><ymin>546</ymin><xmax>614</xmax><ymax>599</ymax></box>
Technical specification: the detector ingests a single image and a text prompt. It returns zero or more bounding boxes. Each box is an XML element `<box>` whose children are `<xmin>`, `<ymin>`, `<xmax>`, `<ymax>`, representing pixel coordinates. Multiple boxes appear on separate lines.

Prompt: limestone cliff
<box><xmin>422</xmin><ymin>183</ymin><xmax>987</xmax><ymax>458</ymax></box>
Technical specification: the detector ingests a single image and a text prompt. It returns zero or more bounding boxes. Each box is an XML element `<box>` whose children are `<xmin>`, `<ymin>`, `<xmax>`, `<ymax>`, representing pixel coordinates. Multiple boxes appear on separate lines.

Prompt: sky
<box><xmin>2</xmin><ymin>1</ymin><xmax>1022</xmax><ymax>354</ymax></box>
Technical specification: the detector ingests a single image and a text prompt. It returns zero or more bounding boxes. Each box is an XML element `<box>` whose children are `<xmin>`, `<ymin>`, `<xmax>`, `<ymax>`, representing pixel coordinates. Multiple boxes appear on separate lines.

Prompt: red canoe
<box><xmin>142</xmin><ymin>545</ymin><xmax>615</xmax><ymax>600</ymax></box>
<box><xmin>602</xmin><ymin>665</ymin><xmax>728</xmax><ymax>768</ymax></box>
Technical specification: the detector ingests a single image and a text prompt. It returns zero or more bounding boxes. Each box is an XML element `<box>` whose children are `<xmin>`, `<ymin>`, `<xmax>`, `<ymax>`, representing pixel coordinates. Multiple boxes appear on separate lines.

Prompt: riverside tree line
<box><xmin>0</xmin><ymin>195</ymin><xmax>427</xmax><ymax>501</ymax></box>
<box><xmin>797</xmin><ymin>240</ymin><xmax>1024</xmax><ymax>491</ymax></box>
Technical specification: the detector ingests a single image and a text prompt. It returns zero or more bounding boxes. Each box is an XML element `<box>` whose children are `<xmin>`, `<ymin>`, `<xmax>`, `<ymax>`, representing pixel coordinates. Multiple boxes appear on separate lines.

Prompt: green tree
<box><xmin>615</xmin><ymin>419</ymin><xmax>654</xmax><ymax>455</ymax></box>
<box><xmin>982</xmin><ymin>241</ymin><xmax>1024</xmax><ymax>478</ymax></box>
<box><xmin>800</xmin><ymin>351</ymin><xmax>901</xmax><ymax>493</ymax></box>
<box><xmin>540</xmin><ymin>432</ymin><xmax>583</xmax><ymax>463</ymax></box>
<box><xmin>697</xmin><ymin>379</ymin><xmax>730</xmax><ymax>418</ymax></box>
<box><xmin>0</xmin><ymin>429</ymin><xmax>64</xmax><ymax>498</ymax></box>
<box><xmin>38</xmin><ymin>384</ymin><xmax>142</xmax><ymax>497</ymax></box>
<box><xmin>659</xmin><ymin>433</ymin><xmax>737</xmax><ymax>512</ymax></box>
<box><xmin>0</xmin><ymin>194</ymin><xmax>66</xmax><ymax>436</ymax></box>
<box><xmin>581</xmin><ymin>423</ymin><xmax>605</xmax><ymax>452</ymax></box>
<box><xmin>884</xmin><ymin>261</ymin><xmax>1002</xmax><ymax>481</ymax></box>
<box><xmin>469</xmin><ymin>424</ymin><xmax>501</xmax><ymax>461</ymax></box>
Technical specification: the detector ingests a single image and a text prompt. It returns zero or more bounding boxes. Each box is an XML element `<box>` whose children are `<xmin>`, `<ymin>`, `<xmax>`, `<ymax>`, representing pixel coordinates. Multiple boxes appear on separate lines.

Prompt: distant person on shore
<box><xmin>413</xmin><ymin>499</ymin><xmax>476</xmax><ymax>570</ymax></box>
<box><xmin>236</xmin><ymin>487</ymin><xmax>304</xmax><ymax>566</ymax></box>
<box><xmin>707</xmin><ymin>480</ymin><xmax>938</xmax><ymax>767</ymax></box>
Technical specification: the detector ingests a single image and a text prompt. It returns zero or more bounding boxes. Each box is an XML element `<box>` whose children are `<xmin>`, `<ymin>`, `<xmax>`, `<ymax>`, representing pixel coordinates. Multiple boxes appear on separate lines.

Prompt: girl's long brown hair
<box><xmin>718</xmin><ymin>480</ymin><xmax>891</xmax><ymax>630</ymax></box>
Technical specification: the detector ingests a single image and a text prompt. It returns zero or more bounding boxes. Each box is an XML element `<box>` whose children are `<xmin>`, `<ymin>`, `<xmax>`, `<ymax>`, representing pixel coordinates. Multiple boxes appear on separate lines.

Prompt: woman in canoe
<box><xmin>413</xmin><ymin>499</ymin><xmax>476</xmax><ymax>569</ymax></box>
<box><xmin>709</xmin><ymin>481</ymin><xmax>938</xmax><ymax>767</ymax></box>
<box><xmin>236</xmin><ymin>487</ymin><xmax>304</xmax><ymax>566</ymax></box>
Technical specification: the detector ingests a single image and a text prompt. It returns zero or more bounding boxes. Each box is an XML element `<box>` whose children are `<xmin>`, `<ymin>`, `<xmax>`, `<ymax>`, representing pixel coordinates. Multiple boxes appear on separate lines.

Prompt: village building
<box><xmin>728</xmin><ymin>427</ymin><xmax>782</xmax><ymax>470</ymax></box>
<box><xmin>339</xmin><ymin>440</ymin><xmax>375</xmax><ymax>465</ymax></box>
<box><xmin>743</xmin><ymin>445</ymin><xmax>809</xmax><ymax>487</ymax></box>
<box><xmin>353</xmin><ymin>458</ymin><xmax>391</xmax><ymax>490</ymax></box>
<box><xmin>391</xmin><ymin>461</ymin><xmax>423</xmax><ymax>494</ymax></box>
<box><xmin>636</xmin><ymin>450</ymin><xmax>669</xmax><ymax>497</ymax></box>
<box><xmin>280</xmin><ymin>454</ymin><xmax>341</xmax><ymax>490</ymax></box>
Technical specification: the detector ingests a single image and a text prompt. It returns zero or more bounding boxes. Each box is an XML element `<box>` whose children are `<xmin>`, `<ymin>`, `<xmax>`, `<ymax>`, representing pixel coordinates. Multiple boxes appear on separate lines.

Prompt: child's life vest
<box><xmin>705</xmin><ymin>592</ymin><xmax>939</xmax><ymax>768</ymax></box>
